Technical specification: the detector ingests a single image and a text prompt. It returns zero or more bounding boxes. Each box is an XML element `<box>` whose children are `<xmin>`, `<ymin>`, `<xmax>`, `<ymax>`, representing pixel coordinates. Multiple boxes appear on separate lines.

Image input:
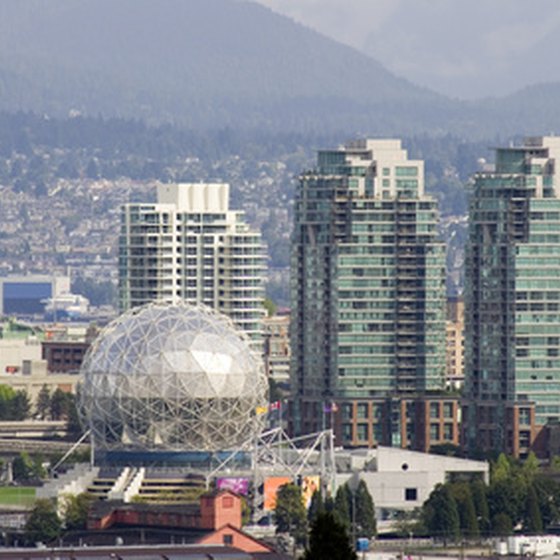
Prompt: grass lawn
<box><xmin>0</xmin><ymin>486</ymin><xmax>36</xmax><ymax>507</ymax></box>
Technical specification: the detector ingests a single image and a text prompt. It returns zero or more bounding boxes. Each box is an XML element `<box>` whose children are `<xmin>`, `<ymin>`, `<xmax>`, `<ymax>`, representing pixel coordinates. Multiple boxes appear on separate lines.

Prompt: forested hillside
<box><xmin>0</xmin><ymin>112</ymin><xmax>486</xmax><ymax>216</ymax></box>
<box><xmin>0</xmin><ymin>0</ymin><xmax>450</xmax><ymax>133</ymax></box>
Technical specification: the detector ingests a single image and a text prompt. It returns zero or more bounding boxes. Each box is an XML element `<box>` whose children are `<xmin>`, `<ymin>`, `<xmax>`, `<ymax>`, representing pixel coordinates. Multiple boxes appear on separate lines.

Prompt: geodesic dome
<box><xmin>78</xmin><ymin>302</ymin><xmax>268</xmax><ymax>452</ymax></box>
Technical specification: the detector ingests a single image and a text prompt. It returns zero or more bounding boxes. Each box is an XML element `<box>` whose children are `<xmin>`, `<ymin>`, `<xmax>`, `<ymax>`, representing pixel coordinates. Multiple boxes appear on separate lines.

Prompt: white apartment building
<box><xmin>119</xmin><ymin>183</ymin><xmax>266</xmax><ymax>347</ymax></box>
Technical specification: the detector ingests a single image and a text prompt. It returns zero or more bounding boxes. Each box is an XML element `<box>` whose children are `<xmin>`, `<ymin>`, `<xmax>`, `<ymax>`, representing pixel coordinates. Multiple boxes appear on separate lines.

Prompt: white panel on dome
<box><xmin>191</xmin><ymin>349</ymin><xmax>232</xmax><ymax>374</ymax></box>
<box><xmin>161</xmin><ymin>350</ymin><xmax>191</xmax><ymax>373</ymax></box>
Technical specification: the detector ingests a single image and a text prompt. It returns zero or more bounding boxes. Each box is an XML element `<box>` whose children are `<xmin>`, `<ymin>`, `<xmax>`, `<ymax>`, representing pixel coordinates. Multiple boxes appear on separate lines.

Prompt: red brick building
<box><xmin>87</xmin><ymin>490</ymin><xmax>276</xmax><ymax>555</ymax></box>
<box><xmin>298</xmin><ymin>394</ymin><xmax>462</xmax><ymax>453</ymax></box>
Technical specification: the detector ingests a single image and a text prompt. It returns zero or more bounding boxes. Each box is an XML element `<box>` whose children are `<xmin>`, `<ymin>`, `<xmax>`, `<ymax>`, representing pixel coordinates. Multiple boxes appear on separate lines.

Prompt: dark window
<box><xmin>405</xmin><ymin>488</ymin><xmax>417</xmax><ymax>501</ymax></box>
<box><xmin>223</xmin><ymin>534</ymin><xmax>233</xmax><ymax>545</ymax></box>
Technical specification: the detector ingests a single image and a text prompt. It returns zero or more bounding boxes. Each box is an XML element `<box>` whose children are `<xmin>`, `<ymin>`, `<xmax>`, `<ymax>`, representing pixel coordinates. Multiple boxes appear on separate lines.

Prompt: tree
<box><xmin>324</xmin><ymin>494</ymin><xmax>335</xmax><ymax>513</ymax></box>
<box><xmin>36</xmin><ymin>385</ymin><xmax>51</xmax><ymax>419</ymax></box>
<box><xmin>492</xmin><ymin>513</ymin><xmax>513</xmax><ymax>536</ymax></box>
<box><xmin>394</xmin><ymin>509</ymin><xmax>422</xmax><ymax>539</ymax></box>
<box><xmin>524</xmin><ymin>484</ymin><xmax>543</xmax><ymax>535</ymax></box>
<box><xmin>64</xmin><ymin>393</ymin><xmax>82</xmax><ymax>437</ymax></box>
<box><xmin>11</xmin><ymin>390</ymin><xmax>30</xmax><ymax>420</ymax></box>
<box><xmin>12</xmin><ymin>452</ymin><xmax>33</xmax><ymax>482</ymax></box>
<box><xmin>488</xmin><ymin>477</ymin><xmax>526</xmax><ymax>529</ymax></box>
<box><xmin>492</xmin><ymin>453</ymin><xmax>512</xmax><ymax>483</ymax></box>
<box><xmin>522</xmin><ymin>452</ymin><xmax>540</xmax><ymax>482</ymax></box>
<box><xmin>450</xmin><ymin>483</ymin><xmax>479</xmax><ymax>538</ymax></box>
<box><xmin>50</xmin><ymin>388</ymin><xmax>71</xmax><ymax>420</ymax></box>
<box><xmin>308</xmin><ymin>490</ymin><xmax>324</xmax><ymax>524</ymax></box>
<box><xmin>263</xmin><ymin>297</ymin><xmax>277</xmax><ymax>317</ymax></box>
<box><xmin>533</xmin><ymin>475</ymin><xmax>560</xmax><ymax>528</ymax></box>
<box><xmin>62</xmin><ymin>493</ymin><xmax>95</xmax><ymax>530</ymax></box>
<box><xmin>302</xmin><ymin>511</ymin><xmax>357</xmax><ymax>560</ymax></box>
<box><xmin>355</xmin><ymin>480</ymin><xmax>376</xmax><ymax>539</ymax></box>
<box><xmin>422</xmin><ymin>484</ymin><xmax>460</xmax><ymax>543</ymax></box>
<box><xmin>334</xmin><ymin>484</ymin><xmax>351</xmax><ymax>533</ymax></box>
<box><xmin>24</xmin><ymin>499</ymin><xmax>61</xmax><ymax>545</ymax></box>
<box><xmin>274</xmin><ymin>483</ymin><xmax>307</xmax><ymax>544</ymax></box>
<box><xmin>550</xmin><ymin>455</ymin><xmax>560</xmax><ymax>472</ymax></box>
<box><xmin>471</xmin><ymin>479</ymin><xmax>490</xmax><ymax>536</ymax></box>
<box><xmin>12</xmin><ymin>452</ymin><xmax>45</xmax><ymax>482</ymax></box>
<box><xmin>0</xmin><ymin>385</ymin><xmax>30</xmax><ymax>420</ymax></box>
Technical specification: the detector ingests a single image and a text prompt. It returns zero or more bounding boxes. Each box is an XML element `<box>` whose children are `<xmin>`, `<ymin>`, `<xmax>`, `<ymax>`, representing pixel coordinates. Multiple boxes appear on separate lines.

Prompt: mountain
<box><xmin>0</xmin><ymin>0</ymin><xmax>462</xmax><ymax>133</ymax></box>
<box><xmin>0</xmin><ymin>0</ymin><xmax>559</xmax><ymax>137</ymax></box>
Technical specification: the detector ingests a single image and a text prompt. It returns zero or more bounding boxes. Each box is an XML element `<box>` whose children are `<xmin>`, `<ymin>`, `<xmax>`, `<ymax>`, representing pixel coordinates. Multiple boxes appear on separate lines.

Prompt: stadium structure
<box><xmin>39</xmin><ymin>302</ymin><xmax>335</xmax><ymax>522</ymax></box>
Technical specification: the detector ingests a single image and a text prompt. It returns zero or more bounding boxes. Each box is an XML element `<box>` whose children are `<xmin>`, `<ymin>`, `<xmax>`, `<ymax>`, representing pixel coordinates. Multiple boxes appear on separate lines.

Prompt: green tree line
<box><xmin>421</xmin><ymin>452</ymin><xmax>560</xmax><ymax>541</ymax></box>
<box><xmin>274</xmin><ymin>479</ymin><xmax>376</xmax><ymax>548</ymax></box>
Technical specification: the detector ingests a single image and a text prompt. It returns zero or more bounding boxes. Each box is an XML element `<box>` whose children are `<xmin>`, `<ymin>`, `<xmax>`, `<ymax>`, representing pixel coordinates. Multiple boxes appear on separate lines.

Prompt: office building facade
<box><xmin>290</xmin><ymin>139</ymin><xmax>448</xmax><ymax>446</ymax></box>
<box><xmin>465</xmin><ymin>136</ymin><xmax>560</xmax><ymax>457</ymax></box>
<box><xmin>119</xmin><ymin>183</ymin><xmax>266</xmax><ymax>347</ymax></box>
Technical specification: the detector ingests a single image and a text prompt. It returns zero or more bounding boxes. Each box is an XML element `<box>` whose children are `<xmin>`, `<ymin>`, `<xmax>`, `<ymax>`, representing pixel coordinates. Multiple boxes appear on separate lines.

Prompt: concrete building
<box><xmin>290</xmin><ymin>139</ymin><xmax>447</xmax><ymax>446</ymax></box>
<box><xmin>465</xmin><ymin>136</ymin><xmax>560</xmax><ymax>458</ymax></box>
<box><xmin>0</xmin><ymin>321</ymin><xmax>89</xmax><ymax>404</ymax></box>
<box><xmin>0</xmin><ymin>359</ymin><xmax>79</xmax><ymax>404</ymax></box>
<box><xmin>119</xmin><ymin>183</ymin><xmax>266</xmax><ymax>348</ymax></box>
<box><xmin>0</xmin><ymin>320</ymin><xmax>43</xmax><ymax>375</ymax></box>
<box><xmin>0</xmin><ymin>275</ymin><xmax>70</xmax><ymax>317</ymax></box>
<box><xmin>336</xmin><ymin>446</ymin><xmax>488</xmax><ymax>519</ymax></box>
<box><xmin>445</xmin><ymin>297</ymin><xmax>465</xmax><ymax>390</ymax></box>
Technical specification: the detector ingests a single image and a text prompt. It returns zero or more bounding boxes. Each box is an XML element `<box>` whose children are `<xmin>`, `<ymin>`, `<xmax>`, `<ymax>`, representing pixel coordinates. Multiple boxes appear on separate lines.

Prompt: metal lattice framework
<box><xmin>78</xmin><ymin>301</ymin><xmax>268</xmax><ymax>452</ymax></box>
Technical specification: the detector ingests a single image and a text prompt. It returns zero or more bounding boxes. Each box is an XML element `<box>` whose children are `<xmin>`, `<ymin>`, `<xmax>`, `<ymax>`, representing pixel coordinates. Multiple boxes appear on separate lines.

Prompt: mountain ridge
<box><xmin>0</xmin><ymin>0</ymin><xmax>558</xmax><ymax>136</ymax></box>
<box><xmin>0</xmin><ymin>0</ymin><xmax>450</xmax><ymax>130</ymax></box>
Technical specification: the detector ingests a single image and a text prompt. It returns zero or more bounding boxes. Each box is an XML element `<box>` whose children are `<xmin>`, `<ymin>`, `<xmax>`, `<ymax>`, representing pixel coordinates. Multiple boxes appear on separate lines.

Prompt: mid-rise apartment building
<box><xmin>119</xmin><ymin>183</ymin><xmax>266</xmax><ymax>347</ymax></box>
<box><xmin>465</xmin><ymin>136</ymin><xmax>560</xmax><ymax>457</ymax></box>
<box><xmin>290</xmin><ymin>139</ymin><xmax>449</xmax><ymax>448</ymax></box>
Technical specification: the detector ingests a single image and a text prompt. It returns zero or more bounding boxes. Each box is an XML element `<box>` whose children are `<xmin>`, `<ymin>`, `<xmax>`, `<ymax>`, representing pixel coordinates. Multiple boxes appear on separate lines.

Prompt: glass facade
<box><xmin>291</xmin><ymin>139</ymin><xmax>447</xmax><ymax>435</ymax></box>
<box><xmin>465</xmin><ymin>137</ymin><xmax>560</xmax><ymax>451</ymax></box>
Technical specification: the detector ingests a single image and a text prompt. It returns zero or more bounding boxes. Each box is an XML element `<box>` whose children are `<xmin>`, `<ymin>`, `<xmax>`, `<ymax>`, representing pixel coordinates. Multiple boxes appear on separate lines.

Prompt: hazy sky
<box><xmin>254</xmin><ymin>0</ymin><xmax>560</xmax><ymax>99</ymax></box>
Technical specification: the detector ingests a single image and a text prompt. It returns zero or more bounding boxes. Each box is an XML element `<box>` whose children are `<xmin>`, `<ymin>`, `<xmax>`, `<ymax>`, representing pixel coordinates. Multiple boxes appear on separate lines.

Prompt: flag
<box><xmin>270</xmin><ymin>401</ymin><xmax>281</xmax><ymax>411</ymax></box>
<box><xmin>323</xmin><ymin>402</ymin><xmax>339</xmax><ymax>413</ymax></box>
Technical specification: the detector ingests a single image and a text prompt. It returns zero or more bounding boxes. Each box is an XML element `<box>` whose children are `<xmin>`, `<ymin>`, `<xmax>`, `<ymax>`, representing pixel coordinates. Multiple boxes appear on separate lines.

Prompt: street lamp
<box><xmin>347</xmin><ymin>470</ymin><xmax>361</xmax><ymax>551</ymax></box>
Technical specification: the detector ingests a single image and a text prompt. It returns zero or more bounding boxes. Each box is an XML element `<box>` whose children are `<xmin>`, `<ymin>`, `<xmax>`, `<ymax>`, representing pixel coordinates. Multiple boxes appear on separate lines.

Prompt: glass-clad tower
<box><xmin>291</xmin><ymin>139</ymin><xmax>447</xmax><ymax>437</ymax></box>
<box><xmin>465</xmin><ymin>136</ymin><xmax>560</xmax><ymax>457</ymax></box>
<box><xmin>119</xmin><ymin>183</ymin><xmax>266</xmax><ymax>349</ymax></box>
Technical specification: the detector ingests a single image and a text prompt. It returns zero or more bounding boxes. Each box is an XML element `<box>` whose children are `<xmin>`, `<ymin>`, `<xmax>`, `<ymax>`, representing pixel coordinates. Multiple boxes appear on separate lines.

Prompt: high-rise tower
<box><xmin>290</xmin><ymin>139</ymin><xmax>447</xmax><ymax>445</ymax></box>
<box><xmin>465</xmin><ymin>136</ymin><xmax>560</xmax><ymax>458</ymax></box>
<box><xmin>119</xmin><ymin>183</ymin><xmax>266</xmax><ymax>348</ymax></box>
